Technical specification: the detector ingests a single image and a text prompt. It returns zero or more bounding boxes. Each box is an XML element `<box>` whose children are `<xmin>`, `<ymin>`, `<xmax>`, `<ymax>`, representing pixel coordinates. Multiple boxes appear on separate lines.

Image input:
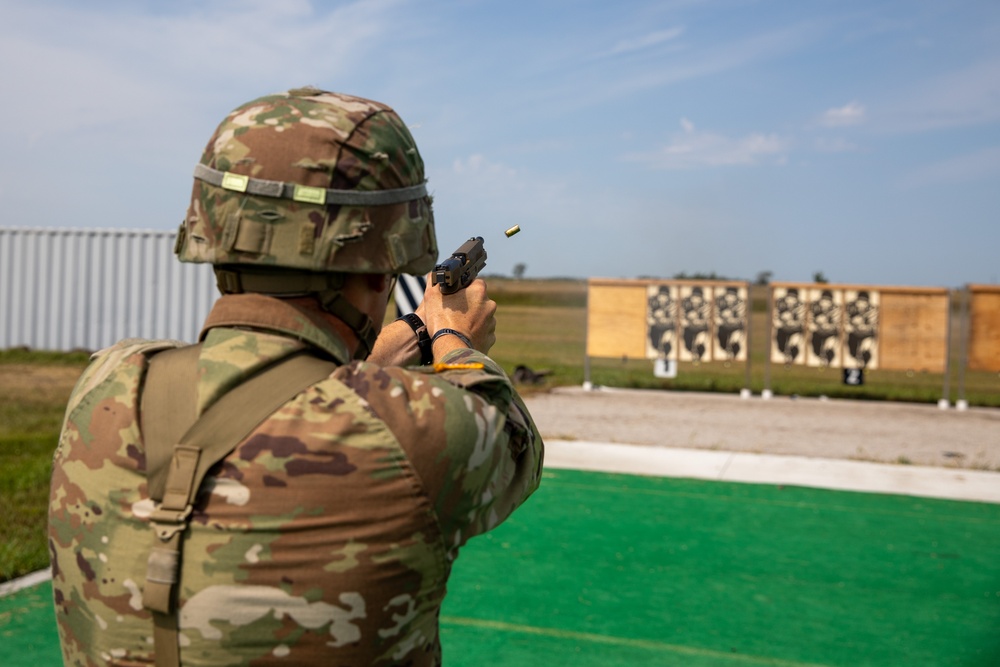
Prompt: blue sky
<box><xmin>2</xmin><ymin>0</ymin><xmax>998</xmax><ymax>287</ymax></box>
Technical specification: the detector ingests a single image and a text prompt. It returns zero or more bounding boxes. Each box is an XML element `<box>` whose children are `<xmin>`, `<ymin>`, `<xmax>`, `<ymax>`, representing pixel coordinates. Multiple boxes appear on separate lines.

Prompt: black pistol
<box><xmin>431</xmin><ymin>237</ymin><xmax>487</xmax><ymax>295</ymax></box>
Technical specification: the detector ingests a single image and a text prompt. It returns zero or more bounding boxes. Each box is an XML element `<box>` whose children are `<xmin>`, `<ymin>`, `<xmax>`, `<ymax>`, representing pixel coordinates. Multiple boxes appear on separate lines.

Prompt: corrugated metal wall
<box><xmin>0</xmin><ymin>227</ymin><xmax>217</xmax><ymax>352</ymax></box>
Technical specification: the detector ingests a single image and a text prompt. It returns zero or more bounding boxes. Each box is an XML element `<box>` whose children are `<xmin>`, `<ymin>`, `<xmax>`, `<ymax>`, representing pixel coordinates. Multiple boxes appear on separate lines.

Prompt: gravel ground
<box><xmin>523</xmin><ymin>386</ymin><xmax>1000</xmax><ymax>471</ymax></box>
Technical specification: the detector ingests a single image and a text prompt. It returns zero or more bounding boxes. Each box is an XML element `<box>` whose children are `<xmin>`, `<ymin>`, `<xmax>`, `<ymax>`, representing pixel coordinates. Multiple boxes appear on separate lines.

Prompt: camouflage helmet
<box><xmin>175</xmin><ymin>87</ymin><xmax>438</xmax><ymax>280</ymax></box>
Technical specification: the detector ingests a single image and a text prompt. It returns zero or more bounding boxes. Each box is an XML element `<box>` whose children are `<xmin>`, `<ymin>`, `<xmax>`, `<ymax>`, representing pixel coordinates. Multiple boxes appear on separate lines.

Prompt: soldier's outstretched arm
<box><xmin>344</xmin><ymin>348</ymin><xmax>544</xmax><ymax>555</ymax></box>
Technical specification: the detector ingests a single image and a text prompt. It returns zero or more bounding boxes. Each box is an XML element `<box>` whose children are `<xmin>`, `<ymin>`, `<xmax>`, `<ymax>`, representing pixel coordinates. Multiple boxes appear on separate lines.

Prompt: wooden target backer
<box><xmin>878</xmin><ymin>288</ymin><xmax>949</xmax><ymax>372</ymax></box>
<box><xmin>968</xmin><ymin>285</ymin><xmax>1000</xmax><ymax>372</ymax></box>
<box><xmin>587</xmin><ymin>279</ymin><xmax>649</xmax><ymax>358</ymax></box>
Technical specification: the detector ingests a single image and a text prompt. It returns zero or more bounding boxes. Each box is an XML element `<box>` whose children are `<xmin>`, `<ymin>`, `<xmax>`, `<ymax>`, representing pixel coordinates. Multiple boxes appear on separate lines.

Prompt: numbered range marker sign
<box><xmin>843</xmin><ymin>368</ymin><xmax>865</xmax><ymax>386</ymax></box>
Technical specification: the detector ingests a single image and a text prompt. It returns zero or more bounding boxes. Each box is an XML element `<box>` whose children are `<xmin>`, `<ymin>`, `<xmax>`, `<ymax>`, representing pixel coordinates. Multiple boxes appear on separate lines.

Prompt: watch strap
<box><xmin>398</xmin><ymin>313</ymin><xmax>433</xmax><ymax>365</ymax></box>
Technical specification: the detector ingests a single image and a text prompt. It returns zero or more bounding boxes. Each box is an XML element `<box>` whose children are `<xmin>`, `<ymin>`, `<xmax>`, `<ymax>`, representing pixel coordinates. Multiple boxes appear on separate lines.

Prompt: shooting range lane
<box><xmin>5</xmin><ymin>405</ymin><xmax>999</xmax><ymax>666</ymax></box>
<box><xmin>6</xmin><ymin>383</ymin><xmax>998</xmax><ymax>665</ymax></box>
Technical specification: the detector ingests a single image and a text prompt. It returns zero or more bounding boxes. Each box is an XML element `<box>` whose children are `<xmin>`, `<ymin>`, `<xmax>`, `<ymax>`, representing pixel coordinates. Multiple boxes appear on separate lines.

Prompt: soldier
<box><xmin>48</xmin><ymin>87</ymin><xmax>544</xmax><ymax>666</ymax></box>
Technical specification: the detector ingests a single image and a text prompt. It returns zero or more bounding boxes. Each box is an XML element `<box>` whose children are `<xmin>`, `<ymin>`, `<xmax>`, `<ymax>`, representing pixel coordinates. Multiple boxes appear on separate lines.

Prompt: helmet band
<box><xmin>193</xmin><ymin>163</ymin><xmax>428</xmax><ymax>207</ymax></box>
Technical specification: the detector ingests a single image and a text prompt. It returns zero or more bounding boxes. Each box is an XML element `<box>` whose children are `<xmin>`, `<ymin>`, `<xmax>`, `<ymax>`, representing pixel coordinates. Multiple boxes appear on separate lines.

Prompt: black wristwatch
<box><xmin>398</xmin><ymin>313</ymin><xmax>433</xmax><ymax>365</ymax></box>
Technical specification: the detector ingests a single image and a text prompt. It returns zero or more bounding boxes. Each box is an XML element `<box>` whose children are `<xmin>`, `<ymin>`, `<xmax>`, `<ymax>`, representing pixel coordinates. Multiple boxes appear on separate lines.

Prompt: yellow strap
<box><xmin>434</xmin><ymin>362</ymin><xmax>485</xmax><ymax>372</ymax></box>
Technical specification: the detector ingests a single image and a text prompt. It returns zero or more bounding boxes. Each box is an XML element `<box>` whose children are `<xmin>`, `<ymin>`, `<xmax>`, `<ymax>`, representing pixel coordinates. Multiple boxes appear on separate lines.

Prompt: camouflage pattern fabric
<box><xmin>176</xmin><ymin>87</ymin><xmax>438</xmax><ymax>276</ymax></box>
<box><xmin>49</xmin><ymin>294</ymin><xmax>543</xmax><ymax>665</ymax></box>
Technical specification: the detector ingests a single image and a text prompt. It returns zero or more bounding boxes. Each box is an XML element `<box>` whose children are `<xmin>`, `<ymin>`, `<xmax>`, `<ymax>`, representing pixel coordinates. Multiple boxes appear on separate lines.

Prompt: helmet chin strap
<box><xmin>214</xmin><ymin>267</ymin><xmax>377</xmax><ymax>361</ymax></box>
<box><xmin>318</xmin><ymin>290</ymin><xmax>377</xmax><ymax>361</ymax></box>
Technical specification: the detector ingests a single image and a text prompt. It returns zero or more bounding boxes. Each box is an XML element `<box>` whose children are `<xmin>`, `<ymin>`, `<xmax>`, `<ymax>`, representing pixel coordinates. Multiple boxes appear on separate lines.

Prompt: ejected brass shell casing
<box><xmin>505</xmin><ymin>225</ymin><xmax>521</xmax><ymax>238</ymax></box>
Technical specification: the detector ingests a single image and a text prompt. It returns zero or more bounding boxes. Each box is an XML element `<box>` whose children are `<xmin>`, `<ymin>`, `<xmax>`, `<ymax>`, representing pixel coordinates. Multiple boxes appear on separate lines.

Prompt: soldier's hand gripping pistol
<box><xmin>431</xmin><ymin>237</ymin><xmax>487</xmax><ymax>294</ymax></box>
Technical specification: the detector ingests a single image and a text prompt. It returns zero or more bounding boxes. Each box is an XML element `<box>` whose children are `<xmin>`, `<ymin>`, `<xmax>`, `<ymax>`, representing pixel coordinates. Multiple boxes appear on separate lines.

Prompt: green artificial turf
<box><xmin>440</xmin><ymin>470</ymin><xmax>1000</xmax><ymax>666</ymax></box>
<box><xmin>0</xmin><ymin>580</ymin><xmax>61</xmax><ymax>664</ymax></box>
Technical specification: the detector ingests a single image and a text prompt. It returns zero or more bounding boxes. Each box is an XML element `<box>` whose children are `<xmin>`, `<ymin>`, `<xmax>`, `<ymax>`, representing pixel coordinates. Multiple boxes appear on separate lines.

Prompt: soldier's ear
<box><xmin>361</xmin><ymin>273</ymin><xmax>391</xmax><ymax>294</ymax></box>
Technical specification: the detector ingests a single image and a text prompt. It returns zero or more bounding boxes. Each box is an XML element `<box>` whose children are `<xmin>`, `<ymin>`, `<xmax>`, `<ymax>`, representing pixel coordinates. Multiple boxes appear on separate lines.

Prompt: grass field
<box><xmin>0</xmin><ymin>351</ymin><xmax>90</xmax><ymax>582</ymax></box>
<box><xmin>1</xmin><ymin>279</ymin><xmax>998</xmax><ymax>583</ymax></box>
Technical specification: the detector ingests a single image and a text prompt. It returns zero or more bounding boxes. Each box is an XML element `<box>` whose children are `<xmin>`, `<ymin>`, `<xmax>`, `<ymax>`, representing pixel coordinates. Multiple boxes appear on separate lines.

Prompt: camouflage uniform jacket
<box><xmin>49</xmin><ymin>293</ymin><xmax>544</xmax><ymax>666</ymax></box>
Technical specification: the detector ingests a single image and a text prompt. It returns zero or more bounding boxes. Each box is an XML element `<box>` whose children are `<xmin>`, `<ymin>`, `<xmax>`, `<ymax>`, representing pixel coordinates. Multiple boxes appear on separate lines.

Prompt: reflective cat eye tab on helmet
<box><xmin>193</xmin><ymin>164</ymin><xmax>428</xmax><ymax>208</ymax></box>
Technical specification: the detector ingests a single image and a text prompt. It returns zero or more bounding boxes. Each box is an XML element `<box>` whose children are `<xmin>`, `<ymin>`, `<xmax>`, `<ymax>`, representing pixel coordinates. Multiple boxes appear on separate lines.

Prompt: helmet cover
<box><xmin>176</xmin><ymin>87</ymin><xmax>437</xmax><ymax>276</ymax></box>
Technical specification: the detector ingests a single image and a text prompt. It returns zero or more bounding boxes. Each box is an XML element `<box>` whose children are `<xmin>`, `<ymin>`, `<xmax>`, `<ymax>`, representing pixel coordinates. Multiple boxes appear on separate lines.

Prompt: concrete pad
<box><xmin>544</xmin><ymin>439</ymin><xmax>1000</xmax><ymax>504</ymax></box>
<box><xmin>0</xmin><ymin>569</ymin><xmax>51</xmax><ymax>597</ymax></box>
<box><xmin>542</xmin><ymin>439</ymin><xmax>734</xmax><ymax>479</ymax></box>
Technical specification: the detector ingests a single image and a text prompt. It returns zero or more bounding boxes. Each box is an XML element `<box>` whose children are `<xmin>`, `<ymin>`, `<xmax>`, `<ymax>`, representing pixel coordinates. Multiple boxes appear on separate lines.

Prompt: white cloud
<box><xmin>604</xmin><ymin>27</ymin><xmax>684</xmax><ymax>57</ymax></box>
<box><xmin>444</xmin><ymin>154</ymin><xmax>570</xmax><ymax>220</ymax></box>
<box><xmin>430</xmin><ymin>152</ymin><xmax>635</xmax><ymax>277</ymax></box>
<box><xmin>622</xmin><ymin>119</ymin><xmax>789</xmax><ymax>169</ymax></box>
<box><xmin>0</xmin><ymin>0</ymin><xmax>408</xmax><ymax>235</ymax></box>
<box><xmin>814</xmin><ymin>137</ymin><xmax>861</xmax><ymax>153</ymax></box>
<box><xmin>451</xmin><ymin>154</ymin><xmax>518</xmax><ymax>181</ymax></box>
<box><xmin>819</xmin><ymin>101</ymin><xmax>866</xmax><ymax>127</ymax></box>
<box><xmin>0</xmin><ymin>0</ymin><xmax>400</xmax><ymax>140</ymax></box>
<box><xmin>534</xmin><ymin>20</ymin><xmax>826</xmax><ymax>117</ymax></box>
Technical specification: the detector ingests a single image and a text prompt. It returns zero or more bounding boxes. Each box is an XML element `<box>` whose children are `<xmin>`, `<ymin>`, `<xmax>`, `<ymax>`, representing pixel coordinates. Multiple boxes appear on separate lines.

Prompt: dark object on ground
<box><xmin>513</xmin><ymin>365</ymin><xmax>552</xmax><ymax>385</ymax></box>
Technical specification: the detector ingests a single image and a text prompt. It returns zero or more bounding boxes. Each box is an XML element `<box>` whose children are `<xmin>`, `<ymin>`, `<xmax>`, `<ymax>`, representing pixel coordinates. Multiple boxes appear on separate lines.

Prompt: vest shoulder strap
<box><xmin>141</xmin><ymin>343</ymin><xmax>201</xmax><ymax>502</ymax></box>
<box><xmin>140</xmin><ymin>346</ymin><xmax>337</xmax><ymax>667</ymax></box>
